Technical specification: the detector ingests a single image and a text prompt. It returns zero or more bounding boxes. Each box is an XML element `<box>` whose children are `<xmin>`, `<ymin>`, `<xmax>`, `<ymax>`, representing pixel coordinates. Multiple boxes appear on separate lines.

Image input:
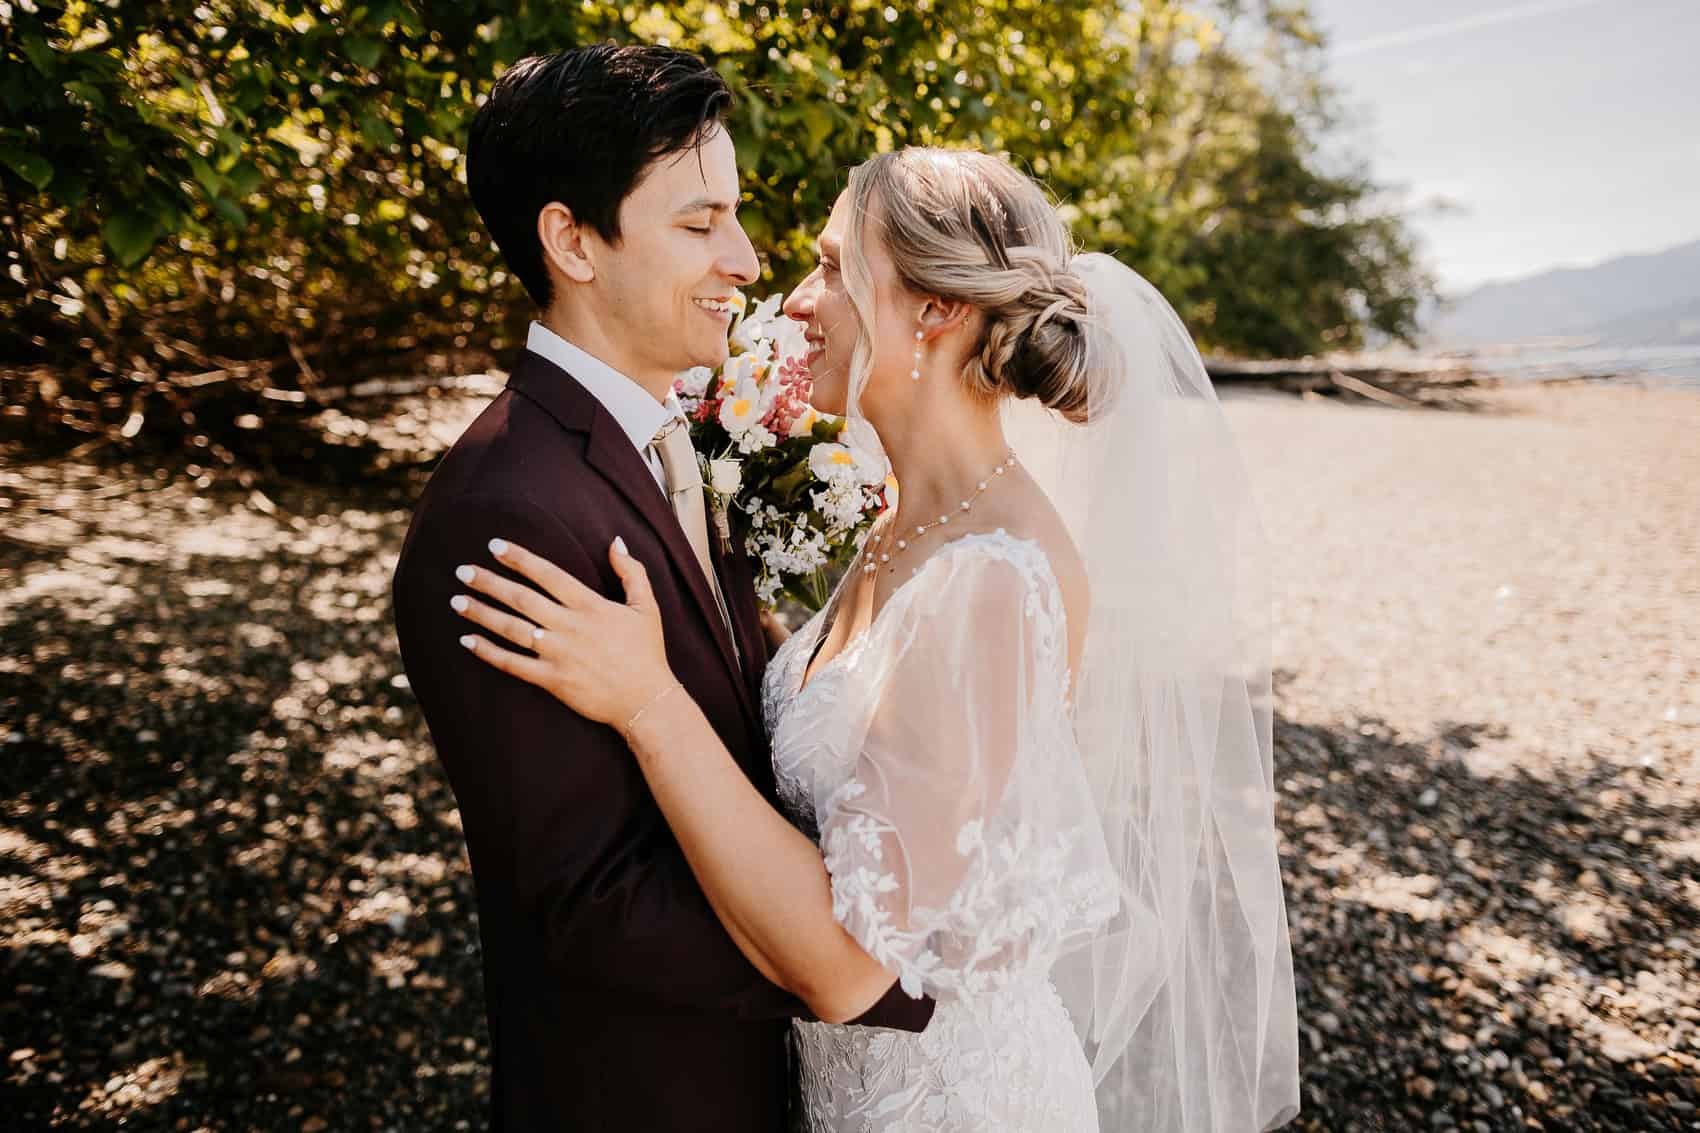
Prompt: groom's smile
<box><xmin>693</xmin><ymin>295</ymin><xmax>739</xmax><ymax>324</ymax></box>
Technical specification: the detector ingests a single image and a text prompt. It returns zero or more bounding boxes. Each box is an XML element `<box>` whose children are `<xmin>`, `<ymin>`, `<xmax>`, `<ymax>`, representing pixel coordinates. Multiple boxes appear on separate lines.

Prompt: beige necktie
<box><xmin>650</xmin><ymin>419</ymin><xmax>738</xmax><ymax>658</ymax></box>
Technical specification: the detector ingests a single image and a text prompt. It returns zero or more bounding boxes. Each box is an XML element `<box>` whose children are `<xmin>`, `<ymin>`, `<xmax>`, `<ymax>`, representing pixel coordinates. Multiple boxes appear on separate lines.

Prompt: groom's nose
<box><xmin>718</xmin><ymin>219</ymin><xmax>760</xmax><ymax>286</ymax></box>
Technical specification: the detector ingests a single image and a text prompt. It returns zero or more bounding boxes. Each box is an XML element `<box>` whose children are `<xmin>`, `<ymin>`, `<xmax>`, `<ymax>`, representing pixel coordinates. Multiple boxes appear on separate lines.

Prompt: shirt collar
<box><xmin>525</xmin><ymin>321</ymin><xmax>681</xmax><ymax>453</ymax></box>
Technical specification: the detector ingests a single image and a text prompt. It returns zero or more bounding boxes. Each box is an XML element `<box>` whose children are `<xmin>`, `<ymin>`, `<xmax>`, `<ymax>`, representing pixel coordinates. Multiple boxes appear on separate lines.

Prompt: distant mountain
<box><xmin>1587</xmin><ymin>294</ymin><xmax>1700</xmax><ymax>346</ymax></box>
<box><xmin>1428</xmin><ymin>238</ymin><xmax>1700</xmax><ymax>347</ymax></box>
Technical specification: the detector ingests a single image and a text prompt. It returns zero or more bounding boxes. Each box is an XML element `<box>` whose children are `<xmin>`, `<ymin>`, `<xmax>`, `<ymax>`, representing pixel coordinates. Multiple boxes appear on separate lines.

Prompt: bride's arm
<box><xmin>452</xmin><ymin>535</ymin><xmax>901</xmax><ymax>1025</ymax></box>
<box><xmin>619</xmin><ymin>681</ymin><xmax>897</xmax><ymax>1024</ymax></box>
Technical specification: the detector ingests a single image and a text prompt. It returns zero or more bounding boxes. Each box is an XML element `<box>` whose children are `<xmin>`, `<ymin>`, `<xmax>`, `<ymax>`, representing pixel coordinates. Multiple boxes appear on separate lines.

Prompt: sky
<box><xmin>1307</xmin><ymin>0</ymin><xmax>1700</xmax><ymax>294</ymax></box>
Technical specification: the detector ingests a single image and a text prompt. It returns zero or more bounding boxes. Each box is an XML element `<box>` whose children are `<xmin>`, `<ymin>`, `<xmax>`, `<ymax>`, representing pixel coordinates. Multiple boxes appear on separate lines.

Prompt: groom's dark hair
<box><xmin>467</xmin><ymin>43</ymin><xmax>733</xmax><ymax>310</ymax></box>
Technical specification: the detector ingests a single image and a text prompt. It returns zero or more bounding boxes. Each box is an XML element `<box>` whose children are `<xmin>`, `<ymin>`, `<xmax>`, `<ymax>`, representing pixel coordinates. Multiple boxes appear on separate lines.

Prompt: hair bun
<box><xmin>843</xmin><ymin>148</ymin><xmax>1096</xmax><ymax>422</ymax></box>
<box><xmin>1007</xmin><ymin>262</ymin><xmax>1093</xmax><ymax>423</ymax></box>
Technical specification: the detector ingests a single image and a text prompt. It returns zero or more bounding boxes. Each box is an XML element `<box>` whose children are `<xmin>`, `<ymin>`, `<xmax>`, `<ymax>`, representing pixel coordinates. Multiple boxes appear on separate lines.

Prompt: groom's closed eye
<box><xmin>674</xmin><ymin>196</ymin><xmax>738</xmax><ymax>235</ymax></box>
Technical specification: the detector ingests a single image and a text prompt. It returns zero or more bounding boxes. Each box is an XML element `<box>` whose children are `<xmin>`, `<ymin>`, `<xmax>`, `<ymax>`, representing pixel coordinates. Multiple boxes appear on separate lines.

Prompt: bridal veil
<box><xmin>1005</xmin><ymin>252</ymin><xmax>1301</xmax><ymax>1131</ymax></box>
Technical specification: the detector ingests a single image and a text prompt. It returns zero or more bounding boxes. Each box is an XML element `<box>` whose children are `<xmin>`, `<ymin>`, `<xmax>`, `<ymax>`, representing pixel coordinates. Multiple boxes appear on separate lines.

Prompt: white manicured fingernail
<box><xmin>455</xmin><ymin>565</ymin><xmax>476</xmax><ymax>584</ymax></box>
<box><xmin>613</xmin><ymin>536</ymin><xmax>628</xmax><ymax>556</ymax></box>
<box><xmin>459</xmin><ymin>634</ymin><xmax>478</xmax><ymax>651</ymax></box>
<box><xmin>449</xmin><ymin>595</ymin><xmax>469</xmax><ymax>612</ymax></box>
<box><xmin>488</xmin><ymin>538</ymin><xmax>509</xmax><ymax>556</ymax></box>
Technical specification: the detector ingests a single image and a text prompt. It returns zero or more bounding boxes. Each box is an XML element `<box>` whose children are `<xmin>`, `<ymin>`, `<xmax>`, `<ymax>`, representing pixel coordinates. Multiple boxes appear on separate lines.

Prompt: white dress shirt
<box><xmin>525</xmin><ymin>321</ymin><xmax>680</xmax><ymax>492</ymax></box>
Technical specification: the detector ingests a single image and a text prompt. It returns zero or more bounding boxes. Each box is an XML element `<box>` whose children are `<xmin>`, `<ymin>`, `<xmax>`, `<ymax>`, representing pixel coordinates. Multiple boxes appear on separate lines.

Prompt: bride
<box><xmin>450</xmin><ymin>147</ymin><xmax>1300</xmax><ymax>1131</ymax></box>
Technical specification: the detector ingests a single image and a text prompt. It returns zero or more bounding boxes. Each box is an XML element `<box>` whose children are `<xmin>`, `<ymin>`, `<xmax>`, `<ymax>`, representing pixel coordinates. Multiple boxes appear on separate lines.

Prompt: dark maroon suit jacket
<box><xmin>391</xmin><ymin>350</ymin><xmax>933</xmax><ymax>1132</ymax></box>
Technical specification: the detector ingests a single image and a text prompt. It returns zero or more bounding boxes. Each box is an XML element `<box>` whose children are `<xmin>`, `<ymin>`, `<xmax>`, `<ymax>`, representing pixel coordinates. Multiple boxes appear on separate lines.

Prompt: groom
<box><xmin>391</xmin><ymin>44</ymin><xmax>933</xmax><ymax>1131</ymax></box>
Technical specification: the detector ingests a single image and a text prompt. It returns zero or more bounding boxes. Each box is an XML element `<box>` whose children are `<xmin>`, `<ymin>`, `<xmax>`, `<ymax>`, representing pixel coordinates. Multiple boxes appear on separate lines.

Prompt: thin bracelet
<box><xmin>622</xmin><ymin>681</ymin><xmax>683</xmax><ymax>738</ymax></box>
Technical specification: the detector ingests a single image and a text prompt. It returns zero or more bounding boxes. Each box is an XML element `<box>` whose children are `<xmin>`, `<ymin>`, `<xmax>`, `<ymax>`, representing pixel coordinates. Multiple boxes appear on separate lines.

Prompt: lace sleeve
<box><xmin>816</xmin><ymin>537</ymin><xmax>1118</xmax><ymax>1002</ymax></box>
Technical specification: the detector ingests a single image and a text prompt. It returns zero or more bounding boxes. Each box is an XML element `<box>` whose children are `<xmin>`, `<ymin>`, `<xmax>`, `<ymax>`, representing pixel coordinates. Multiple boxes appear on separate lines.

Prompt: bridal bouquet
<box><xmin>677</xmin><ymin>293</ymin><xmax>890</xmax><ymax>610</ymax></box>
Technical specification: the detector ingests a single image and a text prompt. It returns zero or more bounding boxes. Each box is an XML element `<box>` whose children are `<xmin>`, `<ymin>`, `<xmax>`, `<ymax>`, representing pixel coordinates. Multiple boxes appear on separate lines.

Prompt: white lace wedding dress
<box><xmin>761</xmin><ymin>529</ymin><xmax>1121</xmax><ymax>1133</ymax></box>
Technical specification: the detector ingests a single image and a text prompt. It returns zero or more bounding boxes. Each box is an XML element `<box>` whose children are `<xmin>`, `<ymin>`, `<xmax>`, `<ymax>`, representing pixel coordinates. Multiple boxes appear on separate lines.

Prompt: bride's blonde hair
<box><xmin>840</xmin><ymin>147</ymin><xmax>1094</xmax><ymax>423</ymax></box>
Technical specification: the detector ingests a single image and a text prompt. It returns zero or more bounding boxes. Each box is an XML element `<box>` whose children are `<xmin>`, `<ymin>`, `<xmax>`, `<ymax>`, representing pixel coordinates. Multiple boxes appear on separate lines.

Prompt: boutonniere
<box><xmin>704</xmin><ymin>456</ymin><xmax>742</xmax><ymax>554</ymax></box>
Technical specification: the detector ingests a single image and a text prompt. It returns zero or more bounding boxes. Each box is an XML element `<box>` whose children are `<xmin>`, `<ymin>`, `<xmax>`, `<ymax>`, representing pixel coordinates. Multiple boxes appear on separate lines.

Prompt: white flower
<box><xmin>720</xmin><ymin>351</ymin><xmax>765</xmax><ymax>391</ymax></box>
<box><xmin>811</xmin><ymin>484</ymin><xmax>871</xmax><ymax>534</ymax></box>
<box><xmin>676</xmin><ymin>365</ymin><xmax>714</xmax><ymax>398</ymax></box>
<box><xmin>839</xmin><ymin>417</ymin><xmax>890</xmax><ymax>485</ymax></box>
<box><xmin>719</xmin><ymin>394</ymin><xmax>759</xmax><ymax>435</ymax></box>
<box><xmin>708</xmin><ymin>458</ymin><xmax>743</xmax><ymax>496</ymax></box>
<box><xmin>741</xmin><ymin>335</ymin><xmax>778</xmax><ymax>364</ymax></box>
<box><xmin>808</xmin><ymin>442</ymin><xmax>862</xmax><ymax>486</ymax></box>
<box><xmin>734</xmin><ymin>422</ymin><xmax>778</xmax><ymax>454</ymax></box>
<box><xmin>748</xmin><ymin>292</ymin><xmax>784</xmax><ymax>325</ymax></box>
<box><xmin>718</xmin><ymin>370</ymin><xmax>775</xmax><ymax>436</ymax></box>
<box><xmin>787</xmin><ymin>406</ymin><xmax>822</xmax><ymax>439</ymax></box>
<box><xmin>731</xmin><ymin>293</ymin><xmax>785</xmax><ymax>355</ymax></box>
<box><xmin>765</xmin><ymin>312</ymin><xmax>810</xmax><ymax>365</ymax></box>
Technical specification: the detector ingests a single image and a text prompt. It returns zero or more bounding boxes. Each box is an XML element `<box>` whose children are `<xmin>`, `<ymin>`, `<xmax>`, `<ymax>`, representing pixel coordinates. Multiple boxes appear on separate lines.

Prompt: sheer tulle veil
<box><xmin>1003</xmin><ymin>252</ymin><xmax>1301</xmax><ymax>1131</ymax></box>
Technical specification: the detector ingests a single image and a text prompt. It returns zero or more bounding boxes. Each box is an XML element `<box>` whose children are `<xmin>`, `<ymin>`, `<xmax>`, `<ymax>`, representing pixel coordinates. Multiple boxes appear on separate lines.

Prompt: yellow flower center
<box><xmin>732</xmin><ymin>399</ymin><xmax>752</xmax><ymax>416</ymax></box>
<box><xmin>830</xmin><ymin>451</ymin><xmax>855</xmax><ymax>466</ymax></box>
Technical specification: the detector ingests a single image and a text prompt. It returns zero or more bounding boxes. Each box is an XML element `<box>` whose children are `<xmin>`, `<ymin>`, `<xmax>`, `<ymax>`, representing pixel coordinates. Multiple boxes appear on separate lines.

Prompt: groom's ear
<box><xmin>538</xmin><ymin>202</ymin><xmax>597</xmax><ymax>284</ymax></box>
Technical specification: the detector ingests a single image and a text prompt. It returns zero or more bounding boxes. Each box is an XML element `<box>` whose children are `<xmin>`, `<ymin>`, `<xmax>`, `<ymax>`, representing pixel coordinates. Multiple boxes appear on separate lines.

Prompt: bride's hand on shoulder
<box><xmin>450</xmin><ymin>536</ymin><xmax>675</xmax><ymax>729</ymax></box>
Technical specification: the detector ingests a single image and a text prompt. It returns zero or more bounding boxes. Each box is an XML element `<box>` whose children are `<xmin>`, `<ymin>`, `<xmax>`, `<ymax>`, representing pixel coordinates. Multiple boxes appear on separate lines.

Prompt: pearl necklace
<box><xmin>861</xmin><ymin>449</ymin><xmax>1019</xmax><ymax>576</ymax></box>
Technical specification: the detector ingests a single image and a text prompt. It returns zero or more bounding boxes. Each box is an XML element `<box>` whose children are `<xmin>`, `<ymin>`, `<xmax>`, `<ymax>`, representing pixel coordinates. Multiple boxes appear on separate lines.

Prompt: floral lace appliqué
<box><xmin>760</xmin><ymin>531</ymin><xmax>1115</xmax><ymax>1132</ymax></box>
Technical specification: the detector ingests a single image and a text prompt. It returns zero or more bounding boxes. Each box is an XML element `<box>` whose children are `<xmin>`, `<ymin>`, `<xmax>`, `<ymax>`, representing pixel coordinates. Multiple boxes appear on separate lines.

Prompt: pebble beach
<box><xmin>2</xmin><ymin>378</ymin><xmax>1695</xmax><ymax>1129</ymax></box>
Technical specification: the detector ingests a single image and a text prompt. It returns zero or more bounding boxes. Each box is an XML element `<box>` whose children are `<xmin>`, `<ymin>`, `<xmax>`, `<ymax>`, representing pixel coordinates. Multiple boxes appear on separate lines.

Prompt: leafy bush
<box><xmin>0</xmin><ymin>0</ymin><xmax>1429</xmax><ymax>456</ymax></box>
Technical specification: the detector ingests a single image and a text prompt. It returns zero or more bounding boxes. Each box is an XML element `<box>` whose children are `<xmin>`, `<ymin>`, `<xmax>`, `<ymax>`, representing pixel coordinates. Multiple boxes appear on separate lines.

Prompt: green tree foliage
<box><xmin>0</xmin><ymin>0</ymin><xmax>1429</xmax><ymax>453</ymax></box>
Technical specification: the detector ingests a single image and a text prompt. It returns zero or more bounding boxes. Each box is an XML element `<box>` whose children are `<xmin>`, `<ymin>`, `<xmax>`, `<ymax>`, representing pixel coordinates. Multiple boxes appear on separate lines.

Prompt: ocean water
<box><xmin>1449</xmin><ymin>342</ymin><xmax>1700</xmax><ymax>391</ymax></box>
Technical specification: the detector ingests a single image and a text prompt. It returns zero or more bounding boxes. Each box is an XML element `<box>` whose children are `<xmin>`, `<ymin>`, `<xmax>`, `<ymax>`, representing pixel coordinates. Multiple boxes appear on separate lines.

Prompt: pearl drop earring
<box><xmin>911</xmin><ymin>321</ymin><xmax>924</xmax><ymax>381</ymax></box>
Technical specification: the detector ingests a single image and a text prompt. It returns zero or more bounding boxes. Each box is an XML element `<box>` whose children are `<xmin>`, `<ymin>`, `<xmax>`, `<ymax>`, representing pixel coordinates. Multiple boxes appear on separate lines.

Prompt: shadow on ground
<box><xmin>1274</xmin><ymin>693</ymin><xmax>1698</xmax><ymax>1132</ymax></box>
<box><xmin>2</xmin><ymin>421</ymin><xmax>490</xmax><ymax>1129</ymax></box>
<box><xmin>2</xmin><ymin>398</ymin><xmax>1695</xmax><ymax>1130</ymax></box>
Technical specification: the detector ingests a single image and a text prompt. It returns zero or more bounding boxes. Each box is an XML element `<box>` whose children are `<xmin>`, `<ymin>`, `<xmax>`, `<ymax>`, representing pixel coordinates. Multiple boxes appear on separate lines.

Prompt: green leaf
<box><xmin>367</xmin><ymin>0</ymin><xmax>403</xmax><ymax>29</ymax></box>
<box><xmin>732</xmin><ymin>132</ymin><xmax>764</xmax><ymax>175</ymax></box>
<box><xmin>345</xmin><ymin>36</ymin><xmax>384</xmax><ymax>70</ymax></box>
<box><xmin>102</xmin><ymin>210</ymin><xmax>161</xmax><ymax>268</ymax></box>
<box><xmin>358</xmin><ymin>111</ymin><xmax>397</xmax><ymax>149</ymax></box>
<box><xmin>19</xmin><ymin>35</ymin><xmax>55</xmax><ymax>76</ymax></box>
<box><xmin>211</xmin><ymin>196</ymin><xmax>247</xmax><ymax>227</ymax></box>
<box><xmin>798</xmin><ymin>104</ymin><xmax>834</xmax><ymax>151</ymax></box>
<box><xmin>395</xmin><ymin>3</ymin><xmax>426</xmax><ymax>36</ymax></box>
<box><xmin>768</xmin><ymin>465</ymin><xmax>811</xmax><ymax>503</ymax></box>
<box><xmin>224</xmin><ymin>160</ymin><xmax>263</xmax><ymax>197</ymax></box>
<box><xmin>0</xmin><ymin>146</ymin><xmax>53</xmax><ymax>190</ymax></box>
<box><xmin>187</xmin><ymin>154</ymin><xmax>223</xmax><ymax>197</ymax></box>
<box><xmin>55</xmin><ymin>172</ymin><xmax>90</xmax><ymax>209</ymax></box>
<box><xmin>63</xmin><ymin>81</ymin><xmax>108</xmax><ymax>110</ymax></box>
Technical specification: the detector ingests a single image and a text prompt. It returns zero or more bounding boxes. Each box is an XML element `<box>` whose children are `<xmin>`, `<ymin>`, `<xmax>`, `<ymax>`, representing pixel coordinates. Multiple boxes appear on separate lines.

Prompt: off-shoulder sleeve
<box><xmin>815</xmin><ymin>538</ymin><xmax>1119</xmax><ymax>1001</ymax></box>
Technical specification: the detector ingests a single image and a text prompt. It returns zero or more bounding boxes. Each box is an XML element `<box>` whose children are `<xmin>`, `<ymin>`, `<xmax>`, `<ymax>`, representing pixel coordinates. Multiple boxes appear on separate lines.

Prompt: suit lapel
<box><xmin>585</xmin><ymin>414</ymin><xmax>750</xmax><ymax>691</ymax></box>
<box><xmin>507</xmin><ymin>353</ymin><xmax>757</xmax><ymax>730</ymax></box>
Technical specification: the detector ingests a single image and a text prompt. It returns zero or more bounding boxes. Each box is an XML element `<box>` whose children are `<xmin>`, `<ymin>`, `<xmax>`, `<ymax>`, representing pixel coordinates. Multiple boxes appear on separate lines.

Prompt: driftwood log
<box><xmin>1202</xmin><ymin>355</ymin><xmax>1497</xmax><ymax>408</ymax></box>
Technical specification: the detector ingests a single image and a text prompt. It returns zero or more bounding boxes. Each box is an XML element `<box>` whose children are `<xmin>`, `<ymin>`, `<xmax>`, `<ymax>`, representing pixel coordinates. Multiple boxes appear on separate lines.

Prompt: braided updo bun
<box><xmin>842</xmin><ymin>148</ymin><xmax>1096</xmax><ymax>423</ymax></box>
